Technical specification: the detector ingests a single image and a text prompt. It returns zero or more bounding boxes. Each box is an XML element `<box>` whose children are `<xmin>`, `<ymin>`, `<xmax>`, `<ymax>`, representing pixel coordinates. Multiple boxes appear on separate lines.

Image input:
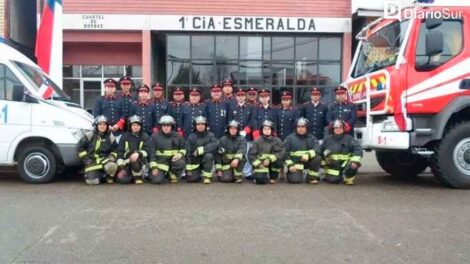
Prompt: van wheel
<box><xmin>376</xmin><ymin>151</ymin><xmax>428</xmax><ymax>178</ymax></box>
<box><xmin>17</xmin><ymin>146</ymin><xmax>57</xmax><ymax>183</ymax></box>
<box><xmin>430</xmin><ymin>121</ymin><xmax>470</xmax><ymax>189</ymax></box>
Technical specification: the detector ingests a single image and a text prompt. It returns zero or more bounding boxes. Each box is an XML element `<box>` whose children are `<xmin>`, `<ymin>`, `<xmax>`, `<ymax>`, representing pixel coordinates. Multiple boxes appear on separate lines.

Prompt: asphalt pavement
<box><xmin>0</xmin><ymin>152</ymin><xmax>468</xmax><ymax>264</ymax></box>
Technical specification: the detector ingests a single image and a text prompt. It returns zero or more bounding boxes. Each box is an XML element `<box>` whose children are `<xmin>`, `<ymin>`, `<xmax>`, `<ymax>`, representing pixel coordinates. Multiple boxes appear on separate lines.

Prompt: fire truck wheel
<box><xmin>376</xmin><ymin>151</ymin><xmax>428</xmax><ymax>178</ymax></box>
<box><xmin>430</xmin><ymin>122</ymin><xmax>470</xmax><ymax>189</ymax></box>
<box><xmin>17</xmin><ymin>145</ymin><xmax>57</xmax><ymax>183</ymax></box>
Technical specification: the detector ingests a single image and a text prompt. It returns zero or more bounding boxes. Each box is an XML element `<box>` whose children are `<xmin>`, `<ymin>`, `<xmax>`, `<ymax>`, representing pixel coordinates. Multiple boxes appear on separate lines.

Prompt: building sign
<box><xmin>64</xmin><ymin>14</ymin><xmax>351</xmax><ymax>33</ymax></box>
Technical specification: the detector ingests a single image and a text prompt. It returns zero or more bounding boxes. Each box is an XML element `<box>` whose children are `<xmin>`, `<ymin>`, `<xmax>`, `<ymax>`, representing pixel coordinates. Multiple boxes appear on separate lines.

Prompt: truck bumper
<box><xmin>57</xmin><ymin>144</ymin><xmax>81</xmax><ymax>166</ymax></box>
<box><xmin>355</xmin><ymin>123</ymin><xmax>410</xmax><ymax>150</ymax></box>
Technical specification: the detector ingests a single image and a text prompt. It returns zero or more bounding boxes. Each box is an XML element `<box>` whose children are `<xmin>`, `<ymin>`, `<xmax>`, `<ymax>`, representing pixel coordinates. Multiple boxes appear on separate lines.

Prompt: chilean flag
<box><xmin>35</xmin><ymin>0</ymin><xmax>63</xmax><ymax>98</ymax></box>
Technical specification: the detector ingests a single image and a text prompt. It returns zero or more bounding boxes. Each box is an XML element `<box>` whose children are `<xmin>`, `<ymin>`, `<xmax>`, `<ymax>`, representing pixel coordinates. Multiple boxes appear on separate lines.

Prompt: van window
<box><xmin>415</xmin><ymin>20</ymin><xmax>463</xmax><ymax>71</ymax></box>
<box><xmin>0</xmin><ymin>64</ymin><xmax>22</xmax><ymax>101</ymax></box>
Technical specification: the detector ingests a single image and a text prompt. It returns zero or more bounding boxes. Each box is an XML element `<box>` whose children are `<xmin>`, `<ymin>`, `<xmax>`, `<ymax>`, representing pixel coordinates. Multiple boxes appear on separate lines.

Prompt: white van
<box><xmin>0</xmin><ymin>42</ymin><xmax>93</xmax><ymax>183</ymax></box>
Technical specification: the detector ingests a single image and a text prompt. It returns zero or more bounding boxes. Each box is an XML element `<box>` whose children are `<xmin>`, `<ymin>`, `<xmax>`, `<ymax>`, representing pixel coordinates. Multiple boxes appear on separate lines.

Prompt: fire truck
<box><xmin>345</xmin><ymin>2</ymin><xmax>470</xmax><ymax>188</ymax></box>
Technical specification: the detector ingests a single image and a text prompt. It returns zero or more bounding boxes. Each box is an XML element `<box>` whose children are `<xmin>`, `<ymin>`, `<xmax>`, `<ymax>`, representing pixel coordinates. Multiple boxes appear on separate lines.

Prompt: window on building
<box><xmin>165</xmin><ymin>34</ymin><xmax>342</xmax><ymax>105</ymax></box>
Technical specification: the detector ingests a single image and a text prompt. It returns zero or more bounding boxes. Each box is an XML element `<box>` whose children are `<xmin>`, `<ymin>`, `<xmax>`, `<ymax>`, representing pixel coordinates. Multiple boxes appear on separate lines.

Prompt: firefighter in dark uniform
<box><xmin>130</xmin><ymin>84</ymin><xmax>157</xmax><ymax>136</ymax></box>
<box><xmin>326</xmin><ymin>85</ymin><xmax>357</xmax><ymax>135</ymax></box>
<box><xmin>252</xmin><ymin>89</ymin><xmax>277</xmax><ymax>140</ymax></box>
<box><xmin>216</xmin><ymin>120</ymin><xmax>247</xmax><ymax>183</ymax></box>
<box><xmin>180</xmin><ymin>88</ymin><xmax>206</xmax><ymax>138</ymax></box>
<box><xmin>93</xmin><ymin>78</ymin><xmax>126</xmax><ymax>136</ymax></box>
<box><xmin>117</xmin><ymin>76</ymin><xmax>137</xmax><ymax>120</ymax></box>
<box><xmin>116</xmin><ymin>115</ymin><xmax>154</xmax><ymax>184</ymax></box>
<box><xmin>222</xmin><ymin>79</ymin><xmax>235</xmax><ymax>101</ymax></box>
<box><xmin>149</xmin><ymin>115</ymin><xmax>186</xmax><ymax>184</ymax></box>
<box><xmin>185</xmin><ymin>116</ymin><xmax>219</xmax><ymax>184</ymax></box>
<box><xmin>77</xmin><ymin>115</ymin><xmax>118</xmax><ymax>185</ymax></box>
<box><xmin>152</xmin><ymin>83</ymin><xmax>169</xmax><ymax>133</ymax></box>
<box><xmin>275</xmin><ymin>91</ymin><xmax>299</xmax><ymax>141</ymax></box>
<box><xmin>168</xmin><ymin>87</ymin><xmax>185</xmax><ymax>137</ymax></box>
<box><xmin>300</xmin><ymin>87</ymin><xmax>328</xmax><ymax>140</ymax></box>
<box><xmin>284</xmin><ymin>117</ymin><xmax>322</xmax><ymax>184</ymax></box>
<box><xmin>246</xmin><ymin>87</ymin><xmax>258</xmax><ymax>106</ymax></box>
<box><xmin>248</xmin><ymin>120</ymin><xmax>286</xmax><ymax>184</ymax></box>
<box><xmin>227</xmin><ymin>88</ymin><xmax>255</xmax><ymax>140</ymax></box>
<box><xmin>321</xmin><ymin>119</ymin><xmax>363</xmax><ymax>185</ymax></box>
<box><xmin>206</xmin><ymin>84</ymin><xmax>228</xmax><ymax>139</ymax></box>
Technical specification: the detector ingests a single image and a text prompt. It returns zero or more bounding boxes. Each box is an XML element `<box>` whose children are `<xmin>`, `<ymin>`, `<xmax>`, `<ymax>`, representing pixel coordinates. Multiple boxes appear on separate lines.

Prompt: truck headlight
<box><xmin>70</xmin><ymin>128</ymin><xmax>91</xmax><ymax>140</ymax></box>
<box><xmin>381</xmin><ymin>117</ymin><xmax>413</xmax><ymax>132</ymax></box>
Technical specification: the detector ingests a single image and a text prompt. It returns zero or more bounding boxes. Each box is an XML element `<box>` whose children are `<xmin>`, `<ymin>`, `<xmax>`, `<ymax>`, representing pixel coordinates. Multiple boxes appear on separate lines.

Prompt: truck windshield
<box><xmin>352</xmin><ymin>20</ymin><xmax>410</xmax><ymax>78</ymax></box>
<box><xmin>12</xmin><ymin>61</ymin><xmax>70</xmax><ymax>101</ymax></box>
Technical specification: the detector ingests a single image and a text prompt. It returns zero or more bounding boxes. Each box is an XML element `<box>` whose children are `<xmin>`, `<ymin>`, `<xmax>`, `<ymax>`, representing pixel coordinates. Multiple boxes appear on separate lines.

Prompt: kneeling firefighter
<box><xmin>284</xmin><ymin>117</ymin><xmax>322</xmax><ymax>184</ymax></box>
<box><xmin>77</xmin><ymin>115</ymin><xmax>118</xmax><ymax>185</ymax></box>
<box><xmin>185</xmin><ymin>116</ymin><xmax>219</xmax><ymax>184</ymax></box>
<box><xmin>149</xmin><ymin>115</ymin><xmax>186</xmax><ymax>184</ymax></box>
<box><xmin>321</xmin><ymin>119</ymin><xmax>363</xmax><ymax>185</ymax></box>
<box><xmin>248</xmin><ymin>120</ymin><xmax>286</xmax><ymax>184</ymax></box>
<box><xmin>116</xmin><ymin>115</ymin><xmax>153</xmax><ymax>184</ymax></box>
<box><xmin>216</xmin><ymin>120</ymin><xmax>247</xmax><ymax>183</ymax></box>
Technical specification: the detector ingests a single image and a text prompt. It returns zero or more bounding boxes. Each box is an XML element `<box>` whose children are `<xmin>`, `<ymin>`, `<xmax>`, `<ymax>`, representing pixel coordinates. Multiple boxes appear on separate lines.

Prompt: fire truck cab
<box><xmin>345</xmin><ymin>2</ymin><xmax>470</xmax><ymax>188</ymax></box>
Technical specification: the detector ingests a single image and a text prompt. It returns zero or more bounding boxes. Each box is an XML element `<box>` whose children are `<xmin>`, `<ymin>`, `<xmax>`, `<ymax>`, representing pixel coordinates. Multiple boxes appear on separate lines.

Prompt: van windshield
<box><xmin>12</xmin><ymin>61</ymin><xmax>70</xmax><ymax>101</ymax></box>
<box><xmin>352</xmin><ymin>20</ymin><xmax>410</xmax><ymax>78</ymax></box>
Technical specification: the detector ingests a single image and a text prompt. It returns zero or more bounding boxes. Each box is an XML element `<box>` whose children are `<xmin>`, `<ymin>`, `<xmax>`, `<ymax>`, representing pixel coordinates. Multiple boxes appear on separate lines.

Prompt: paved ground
<box><xmin>1</xmin><ymin>152</ymin><xmax>469</xmax><ymax>264</ymax></box>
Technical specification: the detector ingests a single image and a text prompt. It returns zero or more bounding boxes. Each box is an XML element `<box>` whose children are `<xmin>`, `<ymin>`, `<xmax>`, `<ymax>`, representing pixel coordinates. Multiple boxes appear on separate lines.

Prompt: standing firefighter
<box><xmin>185</xmin><ymin>116</ymin><xmax>219</xmax><ymax>184</ymax></box>
<box><xmin>149</xmin><ymin>115</ymin><xmax>186</xmax><ymax>184</ymax></box>
<box><xmin>248</xmin><ymin>120</ymin><xmax>286</xmax><ymax>184</ymax></box>
<box><xmin>77</xmin><ymin>115</ymin><xmax>118</xmax><ymax>185</ymax></box>
<box><xmin>326</xmin><ymin>85</ymin><xmax>357</xmax><ymax>135</ymax></box>
<box><xmin>116</xmin><ymin>115</ymin><xmax>153</xmax><ymax>184</ymax></box>
<box><xmin>321</xmin><ymin>119</ymin><xmax>363</xmax><ymax>185</ymax></box>
<box><xmin>216</xmin><ymin>120</ymin><xmax>247</xmax><ymax>183</ymax></box>
<box><xmin>284</xmin><ymin>117</ymin><xmax>322</xmax><ymax>184</ymax></box>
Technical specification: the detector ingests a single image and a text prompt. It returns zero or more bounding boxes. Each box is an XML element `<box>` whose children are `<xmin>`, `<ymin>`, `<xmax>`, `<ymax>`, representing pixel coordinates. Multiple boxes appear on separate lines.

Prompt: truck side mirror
<box><xmin>425</xmin><ymin>31</ymin><xmax>443</xmax><ymax>57</ymax></box>
<box><xmin>12</xmin><ymin>84</ymin><xmax>25</xmax><ymax>102</ymax></box>
<box><xmin>425</xmin><ymin>18</ymin><xmax>442</xmax><ymax>30</ymax></box>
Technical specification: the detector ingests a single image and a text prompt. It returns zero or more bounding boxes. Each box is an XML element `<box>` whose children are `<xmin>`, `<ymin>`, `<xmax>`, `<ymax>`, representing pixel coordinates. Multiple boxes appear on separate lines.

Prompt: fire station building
<box><xmin>61</xmin><ymin>0</ymin><xmax>352</xmax><ymax>110</ymax></box>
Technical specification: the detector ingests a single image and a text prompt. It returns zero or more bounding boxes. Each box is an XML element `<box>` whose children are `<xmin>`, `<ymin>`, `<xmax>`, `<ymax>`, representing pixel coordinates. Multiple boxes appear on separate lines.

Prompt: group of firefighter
<box><xmin>76</xmin><ymin>76</ymin><xmax>363</xmax><ymax>186</ymax></box>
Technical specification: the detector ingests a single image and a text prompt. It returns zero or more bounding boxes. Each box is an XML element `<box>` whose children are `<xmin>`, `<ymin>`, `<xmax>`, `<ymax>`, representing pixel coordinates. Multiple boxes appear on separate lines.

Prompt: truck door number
<box><xmin>0</xmin><ymin>104</ymin><xmax>8</xmax><ymax>123</ymax></box>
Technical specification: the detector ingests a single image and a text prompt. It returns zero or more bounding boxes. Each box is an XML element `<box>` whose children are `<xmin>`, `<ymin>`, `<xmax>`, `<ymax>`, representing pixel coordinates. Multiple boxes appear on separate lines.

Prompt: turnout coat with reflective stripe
<box><xmin>283</xmin><ymin>133</ymin><xmax>320</xmax><ymax>166</ymax></box>
<box><xmin>117</xmin><ymin>131</ymin><xmax>154</xmax><ymax>162</ymax></box>
<box><xmin>151</xmin><ymin>131</ymin><xmax>186</xmax><ymax>170</ymax></box>
<box><xmin>77</xmin><ymin>131</ymin><xmax>118</xmax><ymax>162</ymax></box>
<box><xmin>320</xmin><ymin>134</ymin><xmax>362</xmax><ymax>164</ymax></box>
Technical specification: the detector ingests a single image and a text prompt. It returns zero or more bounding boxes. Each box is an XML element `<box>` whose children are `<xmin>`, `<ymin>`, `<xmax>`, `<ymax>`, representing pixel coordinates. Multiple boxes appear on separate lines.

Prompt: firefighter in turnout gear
<box><xmin>284</xmin><ymin>117</ymin><xmax>322</xmax><ymax>184</ymax></box>
<box><xmin>130</xmin><ymin>84</ymin><xmax>157</xmax><ymax>135</ymax></box>
<box><xmin>180</xmin><ymin>88</ymin><xmax>206</xmax><ymax>138</ymax></box>
<box><xmin>93</xmin><ymin>78</ymin><xmax>126</xmax><ymax>135</ymax></box>
<box><xmin>326</xmin><ymin>86</ymin><xmax>357</xmax><ymax>135</ymax></box>
<box><xmin>275</xmin><ymin>91</ymin><xmax>299</xmax><ymax>141</ymax></box>
<box><xmin>185</xmin><ymin>116</ymin><xmax>219</xmax><ymax>184</ymax></box>
<box><xmin>300</xmin><ymin>87</ymin><xmax>328</xmax><ymax>140</ymax></box>
<box><xmin>321</xmin><ymin>119</ymin><xmax>363</xmax><ymax>185</ymax></box>
<box><xmin>149</xmin><ymin>115</ymin><xmax>186</xmax><ymax>184</ymax></box>
<box><xmin>248</xmin><ymin>120</ymin><xmax>286</xmax><ymax>184</ymax></box>
<box><xmin>77</xmin><ymin>115</ymin><xmax>118</xmax><ymax>185</ymax></box>
<box><xmin>116</xmin><ymin>115</ymin><xmax>154</xmax><ymax>184</ymax></box>
<box><xmin>216</xmin><ymin>120</ymin><xmax>247</xmax><ymax>183</ymax></box>
<box><xmin>117</xmin><ymin>76</ymin><xmax>137</xmax><ymax>120</ymax></box>
<box><xmin>206</xmin><ymin>84</ymin><xmax>228</xmax><ymax>138</ymax></box>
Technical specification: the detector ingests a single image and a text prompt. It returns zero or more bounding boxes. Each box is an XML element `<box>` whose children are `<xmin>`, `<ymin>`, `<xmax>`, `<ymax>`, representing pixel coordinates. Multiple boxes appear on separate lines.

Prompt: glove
<box><xmin>177</xmin><ymin>128</ymin><xmax>184</xmax><ymax>137</ymax></box>
<box><xmin>323</xmin><ymin>150</ymin><xmax>331</xmax><ymax>157</ymax></box>
<box><xmin>218</xmin><ymin>147</ymin><xmax>226</xmax><ymax>154</ymax></box>
<box><xmin>239</xmin><ymin>131</ymin><xmax>247</xmax><ymax>138</ymax></box>
<box><xmin>344</xmin><ymin>122</ymin><xmax>352</xmax><ymax>133</ymax></box>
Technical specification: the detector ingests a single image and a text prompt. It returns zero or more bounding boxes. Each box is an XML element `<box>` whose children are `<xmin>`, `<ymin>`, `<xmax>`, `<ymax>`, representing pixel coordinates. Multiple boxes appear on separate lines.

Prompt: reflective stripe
<box><xmin>271</xmin><ymin>168</ymin><xmax>281</xmax><ymax>172</ymax></box>
<box><xmin>124</xmin><ymin>142</ymin><xmax>130</xmax><ymax>157</ymax></box>
<box><xmin>252</xmin><ymin>160</ymin><xmax>261</xmax><ymax>167</ymax></box>
<box><xmin>149</xmin><ymin>161</ymin><xmax>158</xmax><ymax>169</ymax></box>
<box><xmin>254</xmin><ymin>168</ymin><xmax>269</xmax><ymax>173</ymax></box>
<box><xmin>225</xmin><ymin>154</ymin><xmax>235</xmax><ymax>160</ymax></box>
<box><xmin>294</xmin><ymin>164</ymin><xmax>304</xmax><ymax>170</ymax></box>
<box><xmin>307</xmin><ymin>170</ymin><xmax>319</xmax><ymax>176</ymax></box>
<box><xmin>178</xmin><ymin>149</ymin><xmax>187</xmax><ymax>156</ymax></box>
<box><xmin>139</xmin><ymin>141</ymin><xmax>144</xmax><ymax>150</ymax></box>
<box><xmin>140</xmin><ymin>150</ymin><xmax>148</xmax><ymax>158</ymax></box>
<box><xmin>202</xmin><ymin>171</ymin><xmax>212</xmax><ymax>177</ymax></box>
<box><xmin>197</xmin><ymin>146</ymin><xmax>204</xmax><ymax>155</ymax></box>
<box><xmin>215</xmin><ymin>164</ymin><xmax>222</xmax><ymax>170</ymax></box>
<box><xmin>234</xmin><ymin>170</ymin><xmax>243</xmax><ymax>176</ymax></box>
<box><xmin>156</xmin><ymin>150</ymin><xmax>179</xmax><ymax>156</ymax></box>
<box><xmin>326</xmin><ymin>168</ymin><xmax>340</xmax><ymax>176</ymax></box>
<box><xmin>234</xmin><ymin>153</ymin><xmax>244</xmax><ymax>160</ymax></box>
<box><xmin>331</xmin><ymin>154</ymin><xmax>352</xmax><ymax>161</ymax></box>
<box><xmin>85</xmin><ymin>164</ymin><xmax>103</xmax><ymax>173</ymax></box>
<box><xmin>268</xmin><ymin>154</ymin><xmax>277</xmax><ymax>162</ymax></box>
<box><xmin>169</xmin><ymin>172</ymin><xmax>177</xmax><ymax>181</ymax></box>
<box><xmin>110</xmin><ymin>152</ymin><xmax>117</xmax><ymax>158</ymax></box>
<box><xmin>285</xmin><ymin>159</ymin><xmax>294</xmax><ymax>166</ymax></box>
<box><xmin>350</xmin><ymin>156</ymin><xmax>361</xmax><ymax>163</ymax></box>
<box><xmin>156</xmin><ymin>163</ymin><xmax>169</xmax><ymax>171</ymax></box>
<box><xmin>132</xmin><ymin>170</ymin><xmax>142</xmax><ymax>177</ymax></box>
<box><xmin>186</xmin><ymin>163</ymin><xmax>200</xmax><ymax>170</ymax></box>
<box><xmin>78</xmin><ymin>151</ymin><xmax>88</xmax><ymax>158</ymax></box>
<box><xmin>289</xmin><ymin>150</ymin><xmax>310</xmax><ymax>157</ymax></box>
<box><xmin>220</xmin><ymin>164</ymin><xmax>231</xmax><ymax>170</ymax></box>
